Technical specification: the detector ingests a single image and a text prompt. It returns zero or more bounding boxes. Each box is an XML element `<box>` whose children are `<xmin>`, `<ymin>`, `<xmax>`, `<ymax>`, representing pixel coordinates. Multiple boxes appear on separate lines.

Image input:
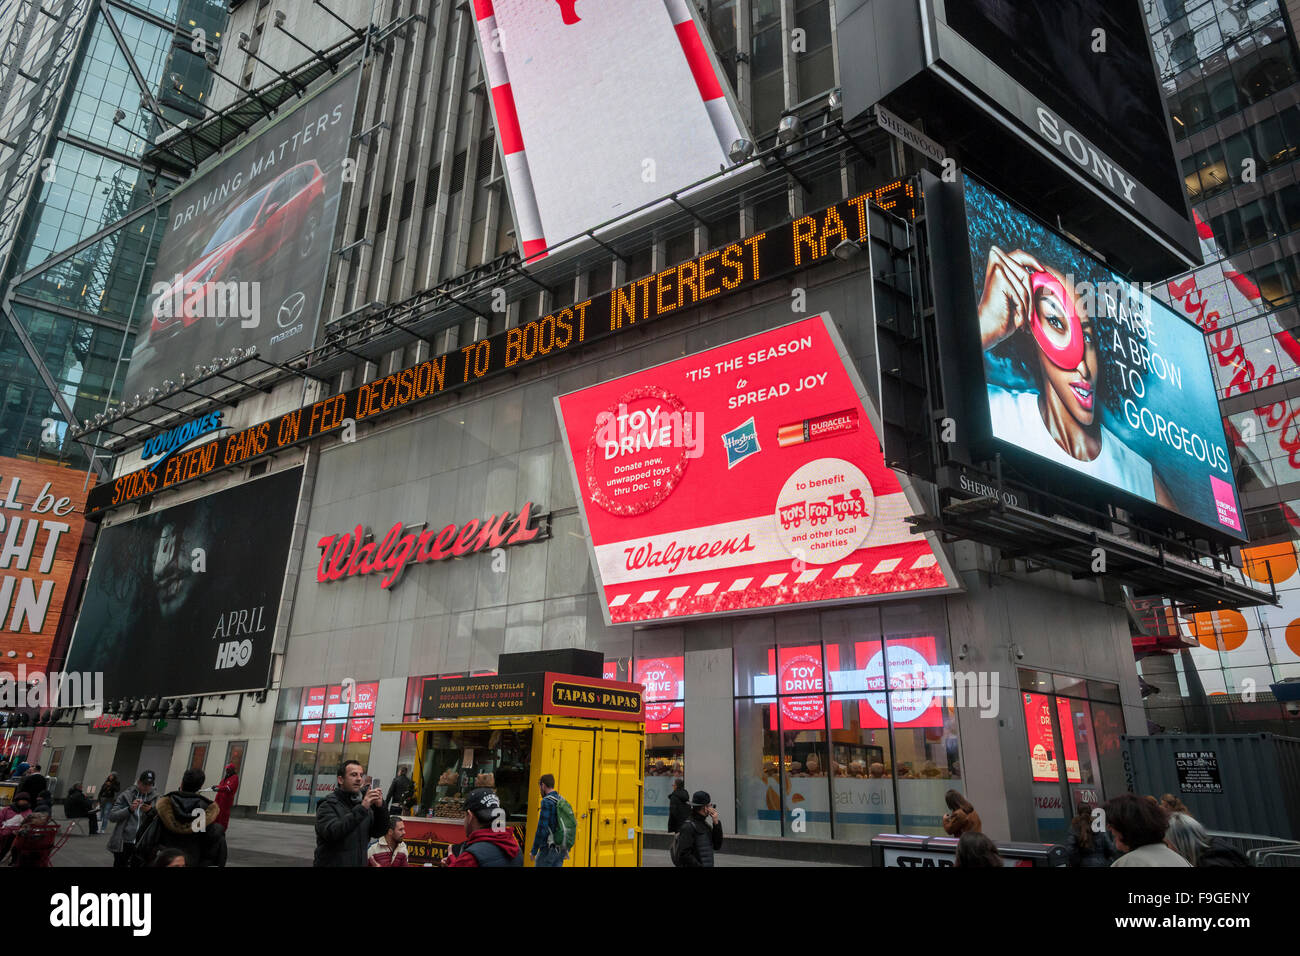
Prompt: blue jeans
<box><xmin>534</xmin><ymin>845</ymin><xmax>565</xmax><ymax>867</ymax></box>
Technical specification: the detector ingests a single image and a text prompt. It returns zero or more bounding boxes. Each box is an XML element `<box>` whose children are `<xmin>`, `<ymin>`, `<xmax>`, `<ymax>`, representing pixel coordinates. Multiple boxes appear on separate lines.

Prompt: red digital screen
<box><xmin>301</xmin><ymin>722</ymin><xmax>342</xmax><ymax>745</ymax></box>
<box><xmin>634</xmin><ymin>656</ymin><xmax>684</xmax><ymax>733</ymax></box>
<box><xmin>351</xmin><ymin>681</ymin><xmax>379</xmax><ymax>717</ymax></box>
<box><xmin>326</xmin><ymin>685</ymin><xmax>348</xmax><ymax>719</ymax></box>
<box><xmin>347</xmin><ymin>718</ymin><xmax>374</xmax><ymax>743</ymax></box>
<box><xmin>765</xmin><ymin>645</ymin><xmax>843</xmax><ymax>730</ymax></box>
<box><xmin>855</xmin><ymin>636</ymin><xmax>945</xmax><ymax>729</ymax></box>
<box><xmin>556</xmin><ymin>314</ymin><xmax>954</xmax><ymax>624</ymax></box>
<box><xmin>1023</xmin><ymin>693</ymin><xmax>1081</xmax><ymax>783</ymax></box>
<box><xmin>302</xmin><ymin>686</ymin><xmax>326</xmax><ymax>720</ymax></box>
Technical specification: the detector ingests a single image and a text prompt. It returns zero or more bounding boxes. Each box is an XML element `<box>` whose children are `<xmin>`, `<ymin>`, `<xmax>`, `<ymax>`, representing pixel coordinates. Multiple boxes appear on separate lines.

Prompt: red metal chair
<box><xmin>6</xmin><ymin>821</ymin><xmax>70</xmax><ymax>867</ymax></box>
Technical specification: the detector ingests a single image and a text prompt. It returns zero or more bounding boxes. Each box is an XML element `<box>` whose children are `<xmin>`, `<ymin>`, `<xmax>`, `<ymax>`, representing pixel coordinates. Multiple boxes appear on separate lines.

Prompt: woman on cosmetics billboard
<box><xmin>976</xmin><ymin>246</ymin><xmax>1175</xmax><ymax>509</ymax></box>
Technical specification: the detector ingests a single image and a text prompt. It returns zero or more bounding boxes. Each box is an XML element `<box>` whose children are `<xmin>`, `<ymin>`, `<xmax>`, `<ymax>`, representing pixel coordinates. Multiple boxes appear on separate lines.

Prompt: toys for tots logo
<box><xmin>775</xmin><ymin>457</ymin><xmax>875</xmax><ymax>565</ymax></box>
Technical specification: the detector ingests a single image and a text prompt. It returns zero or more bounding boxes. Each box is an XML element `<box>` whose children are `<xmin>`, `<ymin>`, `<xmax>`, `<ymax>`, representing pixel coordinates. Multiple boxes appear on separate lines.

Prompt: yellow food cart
<box><xmin>380</xmin><ymin>670</ymin><xmax>645</xmax><ymax>866</ymax></box>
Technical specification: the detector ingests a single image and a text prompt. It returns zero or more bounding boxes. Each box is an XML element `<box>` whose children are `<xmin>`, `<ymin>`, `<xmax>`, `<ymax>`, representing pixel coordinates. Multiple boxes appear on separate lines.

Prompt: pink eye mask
<box><xmin>1028</xmin><ymin>271</ymin><xmax>1084</xmax><ymax>370</ymax></box>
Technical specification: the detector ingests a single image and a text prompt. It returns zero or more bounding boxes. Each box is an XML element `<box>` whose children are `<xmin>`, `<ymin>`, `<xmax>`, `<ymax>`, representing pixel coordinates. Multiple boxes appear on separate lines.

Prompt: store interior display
<box><xmin>416</xmin><ymin>729</ymin><xmax>531</xmax><ymax>823</ymax></box>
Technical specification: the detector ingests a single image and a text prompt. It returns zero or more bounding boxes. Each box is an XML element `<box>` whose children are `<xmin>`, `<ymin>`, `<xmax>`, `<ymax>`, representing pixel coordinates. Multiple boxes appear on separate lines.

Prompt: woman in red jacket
<box><xmin>213</xmin><ymin>764</ymin><xmax>239</xmax><ymax>831</ymax></box>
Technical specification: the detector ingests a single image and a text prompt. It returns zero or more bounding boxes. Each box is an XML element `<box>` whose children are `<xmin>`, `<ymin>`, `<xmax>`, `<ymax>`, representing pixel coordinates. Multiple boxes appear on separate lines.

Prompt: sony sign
<box><xmin>1034</xmin><ymin>106</ymin><xmax>1137</xmax><ymax>207</ymax></box>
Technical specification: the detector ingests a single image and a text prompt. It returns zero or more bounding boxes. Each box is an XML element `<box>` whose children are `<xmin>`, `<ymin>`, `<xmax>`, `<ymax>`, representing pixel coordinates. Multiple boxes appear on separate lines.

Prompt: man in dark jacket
<box><xmin>441</xmin><ymin>788</ymin><xmax>523</xmax><ymax>867</ymax></box>
<box><xmin>667</xmin><ymin>779</ymin><xmax>690</xmax><ymax>833</ymax></box>
<box><xmin>17</xmin><ymin>764</ymin><xmax>46</xmax><ymax>801</ymax></box>
<box><xmin>314</xmin><ymin>759</ymin><xmax>388</xmax><ymax>867</ymax></box>
<box><xmin>152</xmin><ymin>769</ymin><xmax>227</xmax><ymax>866</ymax></box>
<box><xmin>675</xmin><ymin>790</ymin><xmax>723</xmax><ymax>867</ymax></box>
<box><xmin>63</xmin><ymin>783</ymin><xmax>98</xmax><ymax>835</ymax></box>
<box><xmin>385</xmin><ymin>765</ymin><xmax>414</xmax><ymax>814</ymax></box>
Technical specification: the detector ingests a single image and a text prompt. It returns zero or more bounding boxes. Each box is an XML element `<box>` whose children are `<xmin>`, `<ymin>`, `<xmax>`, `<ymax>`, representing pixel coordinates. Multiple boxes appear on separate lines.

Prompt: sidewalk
<box><xmin>46</xmin><ymin>818</ymin><xmax>844</xmax><ymax>867</ymax></box>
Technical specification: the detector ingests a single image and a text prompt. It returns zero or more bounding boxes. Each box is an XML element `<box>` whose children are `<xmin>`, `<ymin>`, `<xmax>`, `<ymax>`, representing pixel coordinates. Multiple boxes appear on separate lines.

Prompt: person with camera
<box><xmin>314</xmin><ymin>759</ymin><xmax>389</xmax><ymax>867</ymax></box>
<box><xmin>107</xmin><ymin>770</ymin><xmax>157</xmax><ymax>868</ymax></box>
<box><xmin>672</xmin><ymin>790</ymin><xmax>723</xmax><ymax>867</ymax></box>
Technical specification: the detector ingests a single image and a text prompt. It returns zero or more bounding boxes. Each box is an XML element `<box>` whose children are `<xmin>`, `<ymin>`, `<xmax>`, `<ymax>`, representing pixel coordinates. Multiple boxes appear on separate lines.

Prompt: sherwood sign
<box><xmin>89</xmin><ymin>190</ymin><xmax>879</xmax><ymax>516</ymax></box>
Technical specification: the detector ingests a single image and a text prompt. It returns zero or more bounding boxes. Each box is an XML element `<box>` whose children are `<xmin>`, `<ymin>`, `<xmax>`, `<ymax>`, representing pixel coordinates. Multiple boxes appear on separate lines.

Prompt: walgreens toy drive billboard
<box><xmin>472</xmin><ymin>0</ymin><xmax>748</xmax><ymax>259</ymax></box>
<box><xmin>123</xmin><ymin>67</ymin><xmax>360</xmax><ymax>399</ymax></box>
<box><xmin>556</xmin><ymin>314</ymin><xmax>957</xmax><ymax>624</ymax></box>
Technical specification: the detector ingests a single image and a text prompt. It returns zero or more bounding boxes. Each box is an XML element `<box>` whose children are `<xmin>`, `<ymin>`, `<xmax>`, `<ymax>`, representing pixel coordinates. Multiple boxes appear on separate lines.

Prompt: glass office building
<box><xmin>1142</xmin><ymin>0</ymin><xmax>1300</xmax><ymax>731</ymax></box>
<box><xmin>0</xmin><ymin>0</ymin><xmax>226</xmax><ymax>470</ymax></box>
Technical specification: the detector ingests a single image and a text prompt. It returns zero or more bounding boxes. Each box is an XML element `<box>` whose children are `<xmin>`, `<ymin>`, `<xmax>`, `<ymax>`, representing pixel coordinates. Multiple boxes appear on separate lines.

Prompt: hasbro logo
<box><xmin>722</xmin><ymin>418</ymin><xmax>760</xmax><ymax>468</ymax></box>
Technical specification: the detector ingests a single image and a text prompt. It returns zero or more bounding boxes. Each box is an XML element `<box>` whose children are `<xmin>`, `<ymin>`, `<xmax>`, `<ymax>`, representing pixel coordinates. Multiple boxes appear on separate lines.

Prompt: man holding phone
<box><xmin>314</xmin><ymin>759</ymin><xmax>389</xmax><ymax>867</ymax></box>
<box><xmin>672</xmin><ymin>790</ymin><xmax>723</xmax><ymax>867</ymax></box>
<box><xmin>107</xmin><ymin>770</ymin><xmax>157</xmax><ymax>868</ymax></box>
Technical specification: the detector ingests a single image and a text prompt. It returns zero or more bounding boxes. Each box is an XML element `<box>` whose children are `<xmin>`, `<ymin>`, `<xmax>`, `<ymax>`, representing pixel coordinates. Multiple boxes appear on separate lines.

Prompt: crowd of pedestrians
<box><xmin>0</xmin><ymin>748</ymin><xmax>1261</xmax><ymax>868</ymax></box>
<box><xmin>944</xmin><ymin>791</ymin><xmax>1251</xmax><ymax>868</ymax></box>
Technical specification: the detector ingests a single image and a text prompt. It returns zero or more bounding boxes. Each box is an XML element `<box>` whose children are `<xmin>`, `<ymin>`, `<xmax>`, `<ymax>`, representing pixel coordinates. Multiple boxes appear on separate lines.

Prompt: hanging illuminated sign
<box><xmin>316</xmin><ymin>502</ymin><xmax>550</xmax><ymax>589</ymax></box>
<box><xmin>88</xmin><ymin>186</ymin><xmax>906</xmax><ymax>517</ymax></box>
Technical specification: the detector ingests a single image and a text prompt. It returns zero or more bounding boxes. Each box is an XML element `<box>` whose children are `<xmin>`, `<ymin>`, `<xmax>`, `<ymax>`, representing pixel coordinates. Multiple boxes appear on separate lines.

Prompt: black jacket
<box><xmin>667</xmin><ymin>788</ymin><xmax>691</xmax><ymax>833</ymax></box>
<box><xmin>385</xmin><ymin>774</ymin><xmax>414</xmax><ymax>807</ymax></box>
<box><xmin>1065</xmin><ymin>829</ymin><xmax>1119</xmax><ymax>867</ymax></box>
<box><xmin>1199</xmin><ymin>838</ymin><xmax>1249</xmax><ymax>867</ymax></box>
<box><xmin>17</xmin><ymin>773</ymin><xmax>46</xmax><ymax>801</ymax></box>
<box><xmin>64</xmin><ymin>789</ymin><xmax>94</xmax><ymax>820</ymax></box>
<box><xmin>154</xmin><ymin>790</ymin><xmax>227</xmax><ymax>866</ymax></box>
<box><xmin>678</xmin><ymin>813</ymin><xmax>723</xmax><ymax>867</ymax></box>
<box><xmin>314</xmin><ymin>786</ymin><xmax>390</xmax><ymax>867</ymax></box>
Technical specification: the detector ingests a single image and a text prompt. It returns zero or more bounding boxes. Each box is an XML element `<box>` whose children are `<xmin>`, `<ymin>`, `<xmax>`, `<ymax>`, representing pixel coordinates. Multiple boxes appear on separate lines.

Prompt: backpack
<box><xmin>669</xmin><ymin>818</ymin><xmax>700</xmax><ymax>867</ymax></box>
<box><xmin>546</xmin><ymin>791</ymin><xmax>578</xmax><ymax>851</ymax></box>
<box><xmin>132</xmin><ymin>806</ymin><xmax>163</xmax><ymax>866</ymax></box>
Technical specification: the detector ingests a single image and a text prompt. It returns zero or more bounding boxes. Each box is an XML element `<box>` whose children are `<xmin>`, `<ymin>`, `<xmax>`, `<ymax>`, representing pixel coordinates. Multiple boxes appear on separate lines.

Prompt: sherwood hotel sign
<box><xmin>90</xmin><ymin>188</ymin><xmax>892</xmax><ymax>516</ymax></box>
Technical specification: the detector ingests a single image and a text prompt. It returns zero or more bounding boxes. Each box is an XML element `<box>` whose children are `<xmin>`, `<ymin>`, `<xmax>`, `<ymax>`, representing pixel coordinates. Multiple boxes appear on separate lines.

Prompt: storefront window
<box><xmin>634</xmin><ymin>630</ymin><xmax>685</xmax><ymax>830</ymax></box>
<box><xmin>734</xmin><ymin>603</ymin><xmax>963</xmax><ymax>842</ymax></box>
<box><xmin>1019</xmin><ymin>672</ymin><xmax>1125</xmax><ymax>840</ymax></box>
<box><xmin>735</xmin><ymin>697</ymin><xmax>782</xmax><ymax>837</ymax></box>
<box><xmin>261</xmin><ymin>680</ymin><xmax>383</xmax><ymax>814</ymax></box>
<box><xmin>827</xmin><ymin>695</ymin><xmax>893</xmax><ymax>843</ymax></box>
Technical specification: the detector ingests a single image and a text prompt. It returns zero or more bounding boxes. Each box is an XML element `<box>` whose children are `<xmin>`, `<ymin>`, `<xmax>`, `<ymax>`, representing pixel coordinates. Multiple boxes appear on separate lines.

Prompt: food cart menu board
<box><xmin>1175</xmin><ymin>750</ymin><xmax>1223</xmax><ymax>794</ymax></box>
<box><xmin>419</xmin><ymin>672</ymin><xmax>646</xmax><ymax>722</ymax></box>
<box><xmin>420</xmin><ymin>675</ymin><xmax>544</xmax><ymax>719</ymax></box>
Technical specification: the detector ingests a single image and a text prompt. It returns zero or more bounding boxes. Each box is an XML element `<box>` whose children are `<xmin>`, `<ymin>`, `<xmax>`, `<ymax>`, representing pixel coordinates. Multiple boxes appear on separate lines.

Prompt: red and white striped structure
<box><xmin>470</xmin><ymin>0</ymin><xmax>749</xmax><ymax>262</ymax></box>
<box><xmin>472</xmin><ymin>0</ymin><xmax>547</xmax><ymax>261</ymax></box>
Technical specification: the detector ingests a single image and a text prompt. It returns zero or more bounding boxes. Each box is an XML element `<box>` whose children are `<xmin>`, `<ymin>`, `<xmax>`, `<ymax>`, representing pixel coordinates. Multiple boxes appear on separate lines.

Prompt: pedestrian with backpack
<box><xmin>670</xmin><ymin>791</ymin><xmax>722</xmax><ymax>867</ymax></box>
<box><xmin>530</xmin><ymin>773</ymin><xmax>577</xmax><ymax>867</ymax></box>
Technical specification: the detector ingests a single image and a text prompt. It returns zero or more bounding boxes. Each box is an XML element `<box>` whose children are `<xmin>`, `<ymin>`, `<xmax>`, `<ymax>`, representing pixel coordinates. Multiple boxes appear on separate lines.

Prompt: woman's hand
<box><xmin>978</xmin><ymin>246</ymin><xmax>1047</xmax><ymax>350</ymax></box>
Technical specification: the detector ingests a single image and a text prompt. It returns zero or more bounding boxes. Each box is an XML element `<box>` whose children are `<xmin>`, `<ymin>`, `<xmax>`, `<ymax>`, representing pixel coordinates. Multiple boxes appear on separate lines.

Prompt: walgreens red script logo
<box><xmin>317</xmin><ymin>502</ymin><xmax>548</xmax><ymax>589</ymax></box>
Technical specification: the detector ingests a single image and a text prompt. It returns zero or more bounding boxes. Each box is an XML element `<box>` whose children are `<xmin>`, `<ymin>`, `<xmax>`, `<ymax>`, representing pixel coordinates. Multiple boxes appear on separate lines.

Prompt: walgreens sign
<box><xmin>316</xmin><ymin>503</ymin><xmax>549</xmax><ymax>589</ymax></box>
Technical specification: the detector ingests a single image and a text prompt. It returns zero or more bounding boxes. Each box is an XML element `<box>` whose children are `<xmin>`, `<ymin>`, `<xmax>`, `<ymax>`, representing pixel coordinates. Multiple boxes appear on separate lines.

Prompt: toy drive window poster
<box><xmin>555</xmin><ymin>314</ymin><xmax>957</xmax><ymax>624</ymax></box>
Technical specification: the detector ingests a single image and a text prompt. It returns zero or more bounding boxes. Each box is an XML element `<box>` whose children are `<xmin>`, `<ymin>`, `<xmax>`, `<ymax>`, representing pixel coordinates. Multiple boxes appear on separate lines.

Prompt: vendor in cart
<box><xmin>440</xmin><ymin>788</ymin><xmax>523</xmax><ymax>868</ymax></box>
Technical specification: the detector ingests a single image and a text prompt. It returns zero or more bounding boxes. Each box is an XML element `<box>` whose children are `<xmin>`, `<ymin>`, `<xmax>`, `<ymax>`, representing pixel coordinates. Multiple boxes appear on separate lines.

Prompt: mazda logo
<box><xmin>277</xmin><ymin>291</ymin><xmax>307</xmax><ymax>328</ymax></box>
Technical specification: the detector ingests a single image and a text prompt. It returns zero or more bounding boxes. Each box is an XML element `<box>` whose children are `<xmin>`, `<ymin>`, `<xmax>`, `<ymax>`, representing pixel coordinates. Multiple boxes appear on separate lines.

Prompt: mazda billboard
<box><xmin>123</xmin><ymin>67</ymin><xmax>360</xmax><ymax>399</ymax></box>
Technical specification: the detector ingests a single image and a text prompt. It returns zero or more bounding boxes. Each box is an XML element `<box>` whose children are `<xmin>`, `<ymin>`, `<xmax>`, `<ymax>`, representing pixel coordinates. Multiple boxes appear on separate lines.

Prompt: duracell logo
<box><xmin>317</xmin><ymin>503</ymin><xmax>549</xmax><ymax>589</ymax></box>
<box><xmin>551</xmin><ymin>681</ymin><xmax>642</xmax><ymax>714</ymax></box>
